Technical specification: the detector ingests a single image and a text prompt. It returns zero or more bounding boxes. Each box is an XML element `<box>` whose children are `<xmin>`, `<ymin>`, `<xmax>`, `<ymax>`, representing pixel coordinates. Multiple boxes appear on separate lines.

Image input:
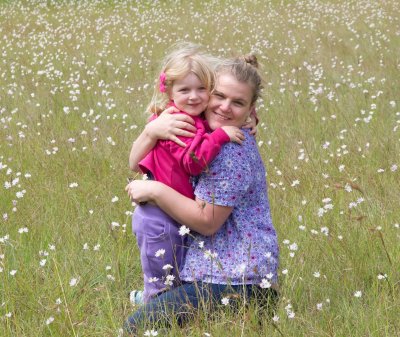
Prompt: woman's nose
<box><xmin>219</xmin><ymin>100</ymin><xmax>231</xmax><ymax>112</ymax></box>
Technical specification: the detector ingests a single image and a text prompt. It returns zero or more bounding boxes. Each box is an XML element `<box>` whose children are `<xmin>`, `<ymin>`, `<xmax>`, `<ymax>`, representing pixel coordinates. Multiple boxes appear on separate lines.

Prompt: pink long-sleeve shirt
<box><xmin>139</xmin><ymin>111</ymin><xmax>230</xmax><ymax>199</ymax></box>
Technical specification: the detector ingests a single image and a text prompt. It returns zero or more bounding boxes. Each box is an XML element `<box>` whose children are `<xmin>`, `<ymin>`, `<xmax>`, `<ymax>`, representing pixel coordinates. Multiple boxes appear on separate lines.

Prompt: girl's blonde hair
<box><xmin>148</xmin><ymin>43</ymin><xmax>215</xmax><ymax>115</ymax></box>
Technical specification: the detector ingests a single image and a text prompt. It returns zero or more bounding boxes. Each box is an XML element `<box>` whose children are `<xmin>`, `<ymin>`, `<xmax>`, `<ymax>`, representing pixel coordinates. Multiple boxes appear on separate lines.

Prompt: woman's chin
<box><xmin>207</xmin><ymin>120</ymin><xmax>222</xmax><ymax>131</ymax></box>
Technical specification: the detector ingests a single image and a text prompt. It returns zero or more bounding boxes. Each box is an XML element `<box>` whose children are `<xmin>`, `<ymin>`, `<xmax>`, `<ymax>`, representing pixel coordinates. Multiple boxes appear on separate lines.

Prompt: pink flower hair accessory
<box><xmin>159</xmin><ymin>72</ymin><xmax>167</xmax><ymax>93</ymax></box>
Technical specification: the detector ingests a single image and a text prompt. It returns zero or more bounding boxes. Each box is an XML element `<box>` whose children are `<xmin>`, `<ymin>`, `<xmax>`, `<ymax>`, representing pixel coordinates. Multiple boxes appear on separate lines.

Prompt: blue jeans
<box><xmin>124</xmin><ymin>281</ymin><xmax>278</xmax><ymax>335</ymax></box>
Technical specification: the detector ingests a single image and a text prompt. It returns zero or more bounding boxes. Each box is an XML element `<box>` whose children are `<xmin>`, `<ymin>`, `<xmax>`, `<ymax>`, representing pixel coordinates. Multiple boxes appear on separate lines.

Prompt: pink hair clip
<box><xmin>159</xmin><ymin>72</ymin><xmax>166</xmax><ymax>93</ymax></box>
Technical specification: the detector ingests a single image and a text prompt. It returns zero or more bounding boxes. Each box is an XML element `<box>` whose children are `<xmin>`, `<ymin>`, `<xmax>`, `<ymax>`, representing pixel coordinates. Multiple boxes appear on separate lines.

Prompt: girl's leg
<box><xmin>132</xmin><ymin>204</ymin><xmax>185</xmax><ymax>302</ymax></box>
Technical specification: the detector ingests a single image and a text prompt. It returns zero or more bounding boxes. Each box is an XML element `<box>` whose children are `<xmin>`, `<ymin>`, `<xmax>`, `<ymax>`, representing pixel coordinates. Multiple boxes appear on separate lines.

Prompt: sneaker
<box><xmin>129</xmin><ymin>290</ymin><xmax>144</xmax><ymax>305</ymax></box>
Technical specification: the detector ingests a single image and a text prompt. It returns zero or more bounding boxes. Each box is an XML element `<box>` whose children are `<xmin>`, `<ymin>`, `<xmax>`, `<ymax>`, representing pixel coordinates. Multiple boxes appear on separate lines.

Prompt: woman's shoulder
<box><xmin>207</xmin><ymin>131</ymin><xmax>256</xmax><ymax>173</ymax></box>
<box><xmin>220</xmin><ymin>129</ymin><xmax>257</xmax><ymax>156</ymax></box>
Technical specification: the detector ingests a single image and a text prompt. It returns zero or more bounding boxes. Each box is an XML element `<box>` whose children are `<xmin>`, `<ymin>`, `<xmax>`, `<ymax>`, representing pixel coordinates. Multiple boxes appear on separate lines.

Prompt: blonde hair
<box><xmin>148</xmin><ymin>43</ymin><xmax>215</xmax><ymax>115</ymax></box>
<box><xmin>215</xmin><ymin>54</ymin><xmax>263</xmax><ymax>105</ymax></box>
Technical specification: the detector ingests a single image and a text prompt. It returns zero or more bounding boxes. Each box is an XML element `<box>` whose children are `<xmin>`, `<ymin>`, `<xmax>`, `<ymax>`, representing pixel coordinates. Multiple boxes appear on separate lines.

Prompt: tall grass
<box><xmin>0</xmin><ymin>0</ymin><xmax>399</xmax><ymax>336</ymax></box>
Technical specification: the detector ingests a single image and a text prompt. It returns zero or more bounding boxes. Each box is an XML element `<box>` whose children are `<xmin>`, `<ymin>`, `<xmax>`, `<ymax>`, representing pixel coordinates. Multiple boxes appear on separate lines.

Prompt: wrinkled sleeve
<box><xmin>194</xmin><ymin>142</ymin><xmax>252</xmax><ymax>207</ymax></box>
<box><xmin>181</xmin><ymin>127</ymin><xmax>230</xmax><ymax>176</ymax></box>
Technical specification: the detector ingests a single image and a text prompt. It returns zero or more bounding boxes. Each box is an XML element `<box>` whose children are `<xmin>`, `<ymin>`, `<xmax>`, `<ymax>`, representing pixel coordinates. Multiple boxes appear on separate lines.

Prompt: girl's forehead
<box><xmin>174</xmin><ymin>72</ymin><xmax>202</xmax><ymax>84</ymax></box>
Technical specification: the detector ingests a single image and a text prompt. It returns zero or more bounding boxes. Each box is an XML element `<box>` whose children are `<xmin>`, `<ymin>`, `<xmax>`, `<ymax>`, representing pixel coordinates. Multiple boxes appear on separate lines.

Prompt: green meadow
<box><xmin>0</xmin><ymin>0</ymin><xmax>399</xmax><ymax>336</ymax></box>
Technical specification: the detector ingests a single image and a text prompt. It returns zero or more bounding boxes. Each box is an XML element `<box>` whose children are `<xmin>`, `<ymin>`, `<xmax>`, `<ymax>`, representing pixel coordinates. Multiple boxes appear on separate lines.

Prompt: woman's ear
<box><xmin>249</xmin><ymin>105</ymin><xmax>259</xmax><ymax>125</ymax></box>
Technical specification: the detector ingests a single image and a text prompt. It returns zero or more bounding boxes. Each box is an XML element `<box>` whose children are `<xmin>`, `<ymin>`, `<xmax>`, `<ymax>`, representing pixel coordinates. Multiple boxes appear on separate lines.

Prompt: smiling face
<box><xmin>170</xmin><ymin>72</ymin><xmax>210</xmax><ymax>116</ymax></box>
<box><xmin>205</xmin><ymin>73</ymin><xmax>254</xmax><ymax>130</ymax></box>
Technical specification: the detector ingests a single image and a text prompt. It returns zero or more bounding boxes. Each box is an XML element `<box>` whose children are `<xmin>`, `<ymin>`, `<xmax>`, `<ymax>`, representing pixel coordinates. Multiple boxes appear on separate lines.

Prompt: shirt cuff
<box><xmin>213</xmin><ymin>127</ymin><xmax>231</xmax><ymax>144</ymax></box>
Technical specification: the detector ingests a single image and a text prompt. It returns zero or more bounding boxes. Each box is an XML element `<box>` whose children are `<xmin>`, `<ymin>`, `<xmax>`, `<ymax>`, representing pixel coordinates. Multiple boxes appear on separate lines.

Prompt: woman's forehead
<box><xmin>215</xmin><ymin>73</ymin><xmax>252</xmax><ymax>101</ymax></box>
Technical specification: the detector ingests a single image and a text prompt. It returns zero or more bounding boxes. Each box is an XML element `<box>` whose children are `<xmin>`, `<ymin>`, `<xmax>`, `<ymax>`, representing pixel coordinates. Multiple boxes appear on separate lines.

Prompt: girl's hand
<box><xmin>146</xmin><ymin>107</ymin><xmax>197</xmax><ymax>147</ymax></box>
<box><xmin>242</xmin><ymin>108</ymin><xmax>258</xmax><ymax>135</ymax></box>
<box><xmin>125</xmin><ymin>180</ymin><xmax>157</xmax><ymax>204</ymax></box>
<box><xmin>221</xmin><ymin>126</ymin><xmax>245</xmax><ymax>145</ymax></box>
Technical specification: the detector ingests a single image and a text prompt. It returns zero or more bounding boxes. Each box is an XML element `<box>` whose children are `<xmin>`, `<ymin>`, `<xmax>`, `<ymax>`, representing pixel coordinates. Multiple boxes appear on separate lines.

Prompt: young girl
<box><xmin>128</xmin><ymin>44</ymin><xmax>244</xmax><ymax>304</ymax></box>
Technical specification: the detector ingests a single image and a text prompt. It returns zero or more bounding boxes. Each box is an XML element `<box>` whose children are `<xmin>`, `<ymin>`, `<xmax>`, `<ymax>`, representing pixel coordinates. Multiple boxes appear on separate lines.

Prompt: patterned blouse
<box><xmin>180</xmin><ymin>130</ymin><xmax>279</xmax><ymax>285</ymax></box>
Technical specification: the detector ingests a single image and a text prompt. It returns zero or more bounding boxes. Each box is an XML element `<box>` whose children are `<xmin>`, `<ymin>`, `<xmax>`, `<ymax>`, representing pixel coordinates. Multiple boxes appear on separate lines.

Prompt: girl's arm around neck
<box><xmin>126</xmin><ymin>180</ymin><xmax>232</xmax><ymax>236</ymax></box>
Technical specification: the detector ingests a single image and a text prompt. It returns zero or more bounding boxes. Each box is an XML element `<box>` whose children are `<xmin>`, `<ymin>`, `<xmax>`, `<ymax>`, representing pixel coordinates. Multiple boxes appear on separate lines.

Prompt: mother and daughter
<box><xmin>124</xmin><ymin>43</ymin><xmax>279</xmax><ymax>334</ymax></box>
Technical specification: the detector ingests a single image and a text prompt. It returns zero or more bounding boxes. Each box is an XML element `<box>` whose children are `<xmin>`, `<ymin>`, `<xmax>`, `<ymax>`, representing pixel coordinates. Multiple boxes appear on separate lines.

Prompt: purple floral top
<box><xmin>180</xmin><ymin>130</ymin><xmax>279</xmax><ymax>285</ymax></box>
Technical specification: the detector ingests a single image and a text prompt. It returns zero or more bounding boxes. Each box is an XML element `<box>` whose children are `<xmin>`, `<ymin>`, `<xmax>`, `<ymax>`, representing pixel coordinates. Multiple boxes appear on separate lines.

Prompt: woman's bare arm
<box><xmin>125</xmin><ymin>180</ymin><xmax>232</xmax><ymax>236</ymax></box>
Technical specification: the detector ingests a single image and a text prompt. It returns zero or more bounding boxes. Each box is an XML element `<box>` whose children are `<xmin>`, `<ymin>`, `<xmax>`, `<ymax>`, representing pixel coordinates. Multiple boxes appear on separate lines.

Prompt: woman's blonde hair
<box><xmin>148</xmin><ymin>43</ymin><xmax>215</xmax><ymax>115</ymax></box>
<box><xmin>215</xmin><ymin>54</ymin><xmax>263</xmax><ymax>105</ymax></box>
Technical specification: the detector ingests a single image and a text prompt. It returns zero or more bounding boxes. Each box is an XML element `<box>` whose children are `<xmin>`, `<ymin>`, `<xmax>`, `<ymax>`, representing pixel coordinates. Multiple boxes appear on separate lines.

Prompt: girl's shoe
<box><xmin>129</xmin><ymin>290</ymin><xmax>144</xmax><ymax>305</ymax></box>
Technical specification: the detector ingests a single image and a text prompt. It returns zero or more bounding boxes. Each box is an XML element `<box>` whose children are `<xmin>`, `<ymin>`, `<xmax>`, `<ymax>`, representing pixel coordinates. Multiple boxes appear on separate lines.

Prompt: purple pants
<box><xmin>132</xmin><ymin>204</ymin><xmax>187</xmax><ymax>303</ymax></box>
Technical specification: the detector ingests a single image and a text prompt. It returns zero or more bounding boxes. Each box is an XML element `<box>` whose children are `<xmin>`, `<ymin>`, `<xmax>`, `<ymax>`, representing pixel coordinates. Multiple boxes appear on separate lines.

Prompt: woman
<box><xmin>125</xmin><ymin>55</ymin><xmax>279</xmax><ymax>333</ymax></box>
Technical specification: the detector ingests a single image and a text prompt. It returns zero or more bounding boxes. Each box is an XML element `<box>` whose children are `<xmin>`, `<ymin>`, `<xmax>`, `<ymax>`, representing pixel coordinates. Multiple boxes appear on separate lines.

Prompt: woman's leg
<box><xmin>124</xmin><ymin>281</ymin><xmax>278</xmax><ymax>334</ymax></box>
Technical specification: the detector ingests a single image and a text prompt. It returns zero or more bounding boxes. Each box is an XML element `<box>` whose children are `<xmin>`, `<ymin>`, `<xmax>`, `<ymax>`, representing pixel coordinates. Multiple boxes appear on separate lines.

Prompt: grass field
<box><xmin>0</xmin><ymin>0</ymin><xmax>399</xmax><ymax>336</ymax></box>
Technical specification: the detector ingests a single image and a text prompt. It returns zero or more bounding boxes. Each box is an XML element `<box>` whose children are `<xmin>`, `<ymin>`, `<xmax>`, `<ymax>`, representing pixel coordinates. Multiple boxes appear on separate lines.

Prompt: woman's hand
<box><xmin>146</xmin><ymin>107</ymin><xmax>197</xmax><ymax>147</ymax></box>
<box><xmin>125</xmin><ymin>180</ymin><xmax>157</xmax><ymax>204</ymax></box>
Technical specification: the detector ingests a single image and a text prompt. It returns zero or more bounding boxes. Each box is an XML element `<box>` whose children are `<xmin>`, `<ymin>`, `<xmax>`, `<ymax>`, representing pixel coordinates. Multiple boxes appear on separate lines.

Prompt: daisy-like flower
<box><xmin>164</xmin><ymin>275</ymin><xmax>175</xmax><ymax>286</ymax></box>
<box><xmin>46</xmin><ymin>316</ymin><xmax>54</xmax><ymax>325</ymax></box>
<box><xmin>287</xmin><ymin>311</ymin><xmax>295</xmax><ymax>319</ymax></box>
<box><xmin>179</xmin><ymin>225</ymin><xmax>190</xmax><ymax>236</ymax></box>
<box><xmin>106</xmin><ymin>274</ymin><xmax>115</xmax><ymax>281</ymax></box>
<box><xmin>162</xmin><ymin>264</ymin><xmax>173</xmax><ymax>270</ymax></box>
<box><xmin>69</xmin><ymin>277</ymin><xmax>80</xmax><ymax>287</ymax></box>
<box><xmin>291</xmin><ymin>179</ymin><xmax>299</xmax><ymax>187</ymax></box>
<box><xmin>111</xmin><ymin>196</ymin><xmax>119</xmax><ymax>203</ymax></box>
<box><xmin>377</xmin><ymin>273</ymin><xmax>387</xmax><ymax>280</ymax></box>
<box><xmin>155</xmin><ymin>249</ymin><xmax>165</xmax><ymax>258</ymax></box>
<box><xmin>353</xmin><ymin>290</ymin><xmax>362</xmax><ymax>298</ymax></box>
<box><xmin>266</xmin><ymin>272</ymin><xmax>274</xmax><ymax>279</ymax></box>
<box><xmin>260</xmin><ymin>278</ymin><xmax>271</xmax><ymax>289</ymax></box>
<box><xmin>221</xmin><ymin>297</ymin><xmax>229</xmax><ymax>306</ymax></box>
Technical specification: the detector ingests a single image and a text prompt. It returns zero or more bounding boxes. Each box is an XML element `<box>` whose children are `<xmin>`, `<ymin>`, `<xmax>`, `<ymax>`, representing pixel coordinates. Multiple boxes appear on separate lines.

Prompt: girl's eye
<box><xmin>234</xmin><ymin>101</ymin><xmax>244</xmax><ymax>106</ymax></box>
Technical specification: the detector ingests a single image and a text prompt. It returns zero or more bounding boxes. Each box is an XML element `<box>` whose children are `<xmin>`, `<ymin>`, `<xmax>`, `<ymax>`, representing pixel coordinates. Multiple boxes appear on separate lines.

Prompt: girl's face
<box><xmin>205</xmin><ymin>73</ymin><xmax>254</xmax><ymax>130</ymax></box>
<box><xmin>170</xmin><ymin>72</ymin><xmax>210</xmax><ymax>116</ymax></box>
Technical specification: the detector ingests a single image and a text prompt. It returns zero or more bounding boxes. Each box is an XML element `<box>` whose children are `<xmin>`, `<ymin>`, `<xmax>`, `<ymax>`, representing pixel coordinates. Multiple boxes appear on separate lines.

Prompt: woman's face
<box><xmin>205</xmin><ymin>73</ymin><xmax>254</xmax><ymax>130</ymax></box>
